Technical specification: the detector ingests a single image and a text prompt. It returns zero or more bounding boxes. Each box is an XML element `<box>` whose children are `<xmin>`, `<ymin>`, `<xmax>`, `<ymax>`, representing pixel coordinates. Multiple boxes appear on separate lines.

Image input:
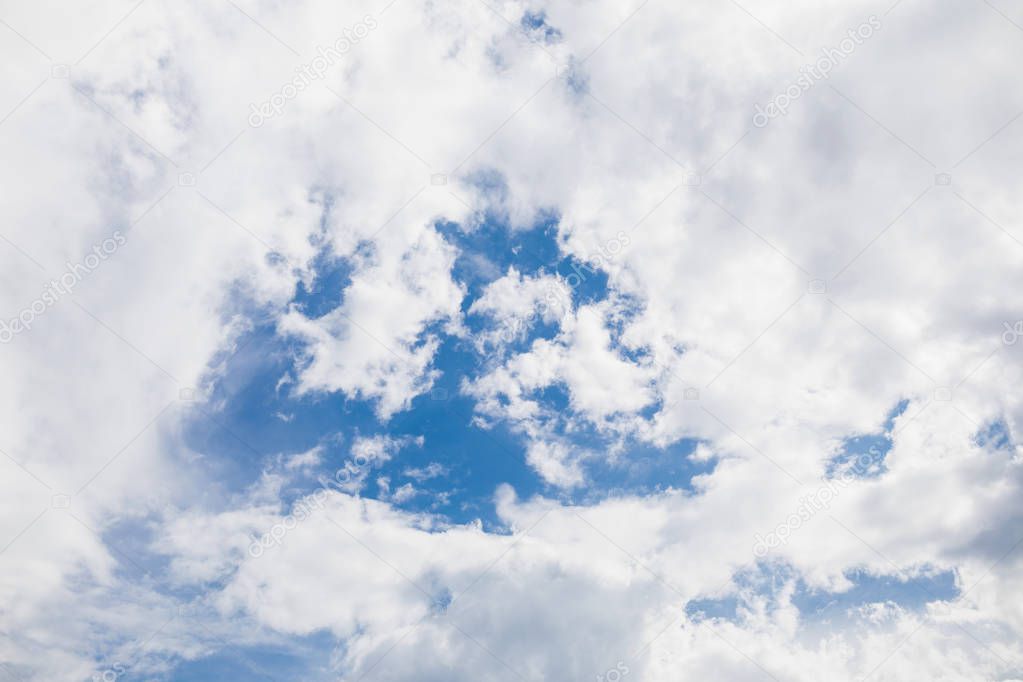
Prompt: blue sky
<box><xmin>184</xmin><ymin>212</ymin><xmax>705</xmax><ymax>528</ymax></box>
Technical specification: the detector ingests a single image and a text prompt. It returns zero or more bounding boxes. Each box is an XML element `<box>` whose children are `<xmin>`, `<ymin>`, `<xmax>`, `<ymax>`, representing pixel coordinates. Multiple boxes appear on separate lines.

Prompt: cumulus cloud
<box><xmin>2</xmin><ymin>0</ymin><xmax>1023</xmax><ymax>679</ymax></box>
<box><xmin>280</xmin><ymin>227</ymin><xmax>464</xmax><ymax>418</ymax></box>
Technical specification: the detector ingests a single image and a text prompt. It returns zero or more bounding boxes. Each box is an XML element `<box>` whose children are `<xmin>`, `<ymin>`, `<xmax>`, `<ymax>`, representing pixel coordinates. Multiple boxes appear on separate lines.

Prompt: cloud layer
<box><xmin>1</xmin><ymin>0</ymin><xmax>1022</xmax><ymax>680</ymax></box>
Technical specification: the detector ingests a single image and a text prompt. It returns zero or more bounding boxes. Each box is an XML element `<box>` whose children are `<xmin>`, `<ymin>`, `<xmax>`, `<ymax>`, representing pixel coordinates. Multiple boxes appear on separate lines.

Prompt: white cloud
<box><xmin>2</xmin><ymin>0</ymin><xmax>1023</xmax><ymax>678</ymax></box>
<box><xmin>279</xmin><ymin>227</ymin><xmax>464</xmax><ymax>418</ymax></box>
<box><xmin>403</xmin><ymin>462</ymin><xmax>448</xmax><ymax>482</ymax></box>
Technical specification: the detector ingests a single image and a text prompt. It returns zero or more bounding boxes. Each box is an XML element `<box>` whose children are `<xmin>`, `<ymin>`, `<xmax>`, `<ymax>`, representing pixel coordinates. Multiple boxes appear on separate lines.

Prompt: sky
<box><xmin>0</xmin><ymin>0</ymin><xmax>1022</xmax><ymax>680</ymax></box>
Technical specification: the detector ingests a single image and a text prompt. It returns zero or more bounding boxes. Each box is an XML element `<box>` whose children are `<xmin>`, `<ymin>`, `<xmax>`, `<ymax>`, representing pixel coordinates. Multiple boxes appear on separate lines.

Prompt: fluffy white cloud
<box><xmin>467</xmin><ymin>266</ymin><xmax>566</xmax><ymax>349</ymax></box>
<box><xmin>2</xmin><ymin>0</ymin><xmax>1023</xmax><ymax>679</ymax></box>
<box><xmin>280</xmin><ymin>226</ymin><xmax>464</xmax><ymax>418</ymax></box>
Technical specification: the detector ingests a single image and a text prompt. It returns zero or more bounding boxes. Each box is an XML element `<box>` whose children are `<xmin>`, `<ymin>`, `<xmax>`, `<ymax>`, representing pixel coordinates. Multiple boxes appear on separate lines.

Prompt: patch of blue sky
<box><xmin>882</xmin><ymin>399</ymin><xmax>910</xmax><ymax>430</ymax></box>
<box><xmin>180</xmin><ymin>313</ymin><xmax>546</xmax><ymax>530</ymax></box>
<box><xmin>520</xmin><ymin>10</ymin><xmax>562</xmax><ymax>43</ymax></box>
<box><xmin>182</xmin><ymin>322</ymin><xmax>703</xmax><ymax>533</ymax></box>
<box><xmin>557</xmin><ymin>60</ymin><xmax>589</xmax><ymax>96</ymax></box>
<box><xmin>579</xmin><ymin>438</ymin><xmax>708</xmax><ymax>502</ymax></box>
<box><xmin>370</xmin><ymin>335</ymin><xmax>546</xmax><ymax>528</ymax></box>
<box><xmin>439</xmin><ymin>211</ymin><xmax>561</xmax><ymax>301</ymax></box>
<box><xmin>512</xmin><ymin>384</ymin><xmax>710</xmax><ymax>501</ymax></box>
<box><xmin>602</xmin><ymin>292</ymin><xmax>651</xmax><ymax>363</ymax></box>
<box><xmin>825</xmin><ymin>399</ymin><xmax>909</xmax><ymax>480</ymax></box>
<box><xmin>974</xmin><ymin>419</ymin><xmax>1012</xmax><ymax>451</ymax></box>
<box><xmin>686</xmin><ymin>564</ymin><xmax>958</xmax><ymax>625</ymax></box>
<box><xmin>685</xmin><ymin>593</ymin><xmax>739</xmax><ymax>622</ymax></box>
<box><xmin>182</xmin><ymin>323</ymin><xmax>351</xmax><ymax>497</ymax></box>
<box><xmin>182</xmin><ymin>205</ymin><xmax>705</xmax><ymax>535</ymax></box>
<box><xmin>685</xmin><ymin>561</ymin><xmax>799</xmax><ymax>622</ymax></box>
<box><xmin>793</xmin><ymin>568</ymin><xmax>958</xmax><ymax>622</ymax></box>
<box><xmin>288</xmin><ymin>248</ymin><xmax>355</xmax><ymax>319</ymax></box>
<box><xmin>445</xmin><ymin>211</ymin><xmax>611</xmax><ymax>350</ymax></box>
<box><xmin>89</xmin><ymin>514</ymin><xmax>191</xmax><ymax>599</ymax></box>
<box><xmin>150</xmin><ymin>631</ymin><xmax>340</xmax><ymax>682</ymax></box>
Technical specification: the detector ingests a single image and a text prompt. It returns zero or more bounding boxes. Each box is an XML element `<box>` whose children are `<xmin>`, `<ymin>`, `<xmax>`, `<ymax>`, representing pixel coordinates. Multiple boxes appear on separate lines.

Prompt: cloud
<box><xmin>2</xmin><ymin>0</ymin><xmax>1023</xmax><ymax>679</ymax></box>
<box><xmin>402</xmin><ymin>462</ymin><xmax>448</xmax><ymax>482</ymax></box>
<box><xmin>279</xmin><ymin>227</ymin><xmax>464</xmax><ymax>419</ymax></box>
